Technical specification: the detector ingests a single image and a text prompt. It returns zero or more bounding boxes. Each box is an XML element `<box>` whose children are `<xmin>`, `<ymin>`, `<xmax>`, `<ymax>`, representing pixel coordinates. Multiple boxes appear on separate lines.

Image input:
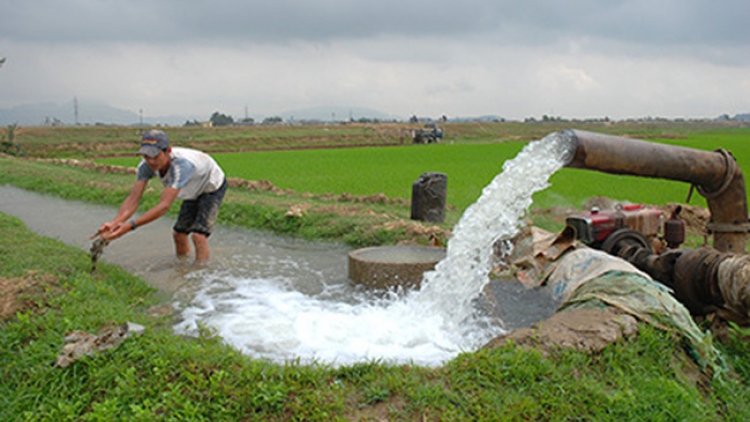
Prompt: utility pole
<box><xmin>74</xmin><ymin>97</ymin><xmax>79</xmax><ymax>125</ymax></box>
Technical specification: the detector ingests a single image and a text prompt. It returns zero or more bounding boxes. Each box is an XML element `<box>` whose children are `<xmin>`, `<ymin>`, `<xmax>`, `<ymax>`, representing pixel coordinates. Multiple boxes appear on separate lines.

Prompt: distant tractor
<box><xmin>411</xmin><ymin>123</ymin><xmax>443</xmax><ymax>144</ymax></box>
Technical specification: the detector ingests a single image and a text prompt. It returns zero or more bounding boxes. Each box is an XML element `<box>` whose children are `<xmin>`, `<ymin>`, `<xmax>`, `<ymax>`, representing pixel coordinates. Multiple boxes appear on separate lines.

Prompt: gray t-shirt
<box><xmin>137</xmin><ymin>147</ymin><xmax>225</xmax><ymax>200</ymax></box>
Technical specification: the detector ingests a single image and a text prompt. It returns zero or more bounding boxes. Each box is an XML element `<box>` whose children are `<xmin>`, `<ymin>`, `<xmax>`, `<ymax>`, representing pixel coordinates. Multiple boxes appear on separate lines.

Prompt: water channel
<box><xmin>0</xmin><ymin>132</ymin><xmax>570</xmax><ymax>366</ymax></box>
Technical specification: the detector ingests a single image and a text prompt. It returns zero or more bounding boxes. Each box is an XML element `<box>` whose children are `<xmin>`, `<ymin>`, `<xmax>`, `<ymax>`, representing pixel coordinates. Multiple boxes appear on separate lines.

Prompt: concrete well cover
<box><xmin>348</xmin><ymin>246</ymin><xmax>446</xmax><ymax>289</ymax></box>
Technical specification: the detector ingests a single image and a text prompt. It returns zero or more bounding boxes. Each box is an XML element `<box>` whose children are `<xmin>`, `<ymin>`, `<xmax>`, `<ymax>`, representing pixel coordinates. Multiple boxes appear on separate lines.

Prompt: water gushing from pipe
<box><xmin>414</xmin><ymin>131</ymin><xmax>575</xmax><ymax>345</ymax></box>
<box><xmin>0</xmin><ymin>131</ymin><xmax>576</xmax><ymax>367</ymax></box>
<box><xmin>175</xmin><ymin>131</ymin><xmax>575</xmax><ymax>365</ymax></box>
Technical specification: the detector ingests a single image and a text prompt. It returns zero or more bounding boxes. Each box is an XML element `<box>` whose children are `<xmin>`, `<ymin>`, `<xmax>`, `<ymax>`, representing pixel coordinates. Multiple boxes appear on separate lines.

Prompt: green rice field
<box><xmin>99</xmin><ymin>128</ymin><xmax>750</xmax><ymax>211</ymax></box>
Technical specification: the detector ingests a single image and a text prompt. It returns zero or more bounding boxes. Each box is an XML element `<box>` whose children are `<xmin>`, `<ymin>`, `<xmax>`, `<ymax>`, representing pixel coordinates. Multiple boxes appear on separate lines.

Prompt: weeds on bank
<box><xmin>722</xmin><ymin>323</ymin><xmax>750</xmax><ymax>383</ymax></box>
<box><xmin>2</xmin><ymin>212</ymin><xmax>750</xmax><ymax>421</ymax></box>
<box><xmin>1</xmin><ymin>123</ymin><xmax>24</xmax><ymax>156</ymax></box>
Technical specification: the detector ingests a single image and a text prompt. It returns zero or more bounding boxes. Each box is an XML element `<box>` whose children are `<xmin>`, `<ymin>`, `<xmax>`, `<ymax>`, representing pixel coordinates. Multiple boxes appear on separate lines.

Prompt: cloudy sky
<box><xmin>1</xmin><ymin>0</ymin><xmax>749</xmax><ymax>121</ymax></box>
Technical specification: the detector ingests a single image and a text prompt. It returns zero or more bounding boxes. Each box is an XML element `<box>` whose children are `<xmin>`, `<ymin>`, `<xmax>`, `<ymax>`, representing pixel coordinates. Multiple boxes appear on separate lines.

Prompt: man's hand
<box><xmin>91</xmin><ymin>221</ymin><xmax>133</xmax><ymax>241</ymax></box>
<box><xmin>91</xmin><ymin>222</ymin><xmax>116</xmax><ymax>240</ymax></box>
<box><xmin>91</xmin><ymin>180</ymin><xmax>148</xmax><ymax>241</ymax></box>
<box><xmin>100</xmin><ymin>221</ymin><xmax>134</xmax><ymax>241</ymax></box>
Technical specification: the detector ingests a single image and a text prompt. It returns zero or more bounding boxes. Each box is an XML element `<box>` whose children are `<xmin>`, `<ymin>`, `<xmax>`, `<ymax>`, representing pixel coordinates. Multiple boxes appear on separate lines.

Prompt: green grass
<box><xmin>2</xmin><ymin>211</ymin><xmax>750</xmax><ymax>420</ymax></box>
<box><xmin>0</xmin><ymin>155</ymin><xmax>456</xmax><ymax>248</ymax></box>
<box><xmin>101</xmin><ymin>142</ymin><xmax>527</xmax><ymax>211</ymax></box>
<box><xmin>6</xmin><ymin>126</ymin><xmax>750</xmax><ymax>248</ymax></box>
<box><xmin>98</xmin><ymin>128</ymin><xmax>750</xmax><ymax>211</ymax></box>
<box><xmin>3</xmin><ymin>122</ymin><xmax>750</xmax><ymax>420</ymax></box>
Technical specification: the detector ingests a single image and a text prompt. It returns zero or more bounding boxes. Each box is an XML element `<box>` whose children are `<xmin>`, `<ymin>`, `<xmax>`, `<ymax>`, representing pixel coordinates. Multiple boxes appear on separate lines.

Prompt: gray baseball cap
<box><xmin>138</xmin><ymin>129</ymin><xmax>170</xmax><ymax>157</ymax></box>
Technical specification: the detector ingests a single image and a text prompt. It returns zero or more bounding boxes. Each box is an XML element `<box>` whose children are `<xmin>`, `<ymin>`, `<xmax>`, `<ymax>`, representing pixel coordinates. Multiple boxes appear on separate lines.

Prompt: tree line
<box><xmin>184</xmin><ymin>112</ymin><xmax>283</xmax><ymax>127</ymax></box>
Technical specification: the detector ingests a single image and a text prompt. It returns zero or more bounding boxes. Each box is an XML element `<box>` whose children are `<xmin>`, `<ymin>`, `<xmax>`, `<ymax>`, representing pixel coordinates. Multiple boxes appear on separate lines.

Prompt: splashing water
<box><xmin>175</xmin><ymin>132</ymin><xmax>575</xmax><ymax>366</ymax></box>
<box><xmin>414</xmin><ymin>131</ymin><xmax>575</xmax><ymax>345</ymax></box>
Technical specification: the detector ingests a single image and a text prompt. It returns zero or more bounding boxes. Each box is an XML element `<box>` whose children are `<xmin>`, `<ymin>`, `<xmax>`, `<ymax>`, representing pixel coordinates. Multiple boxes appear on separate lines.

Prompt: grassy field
<box><xmin>6</xmin><ymin>120</ymin><xmax>750</xmax><ymax>212</ymax></box>
<box><xmin>2</xmin><ymin>211</ymin><xmax>749</xmax><ymax>421</ymax></box>
<box><xmin>0</xmin><ymin>155</ymin><xmax>442</xmax><ymax>248</ymax></box>
<box><xmin>3</xmin><ymin>121</ymin><xmax>750</xmax><ymax>244</ymax></box>
<box><xmin>95</xmin><ymin>126</ymin><xmax>750</xmax><ymax>211</ymax></box>
<box><xmin>4</xmin><ymin>119</ymin><xmax>747</xmax><ymax>158</ymax></box>
<box><xmin>100</xmin><ymin>142</ymin><xmax>527</xmax><ymax>211</ymax></box>
<box><xmin>2</xmin><ymin>121</ymin><xmax>750</xmax><ymax>420</ymax></box>
<box><xmin>3</xmin><ymin>120</ymin><xmax>750</xmax><ymax>243</ymax></box>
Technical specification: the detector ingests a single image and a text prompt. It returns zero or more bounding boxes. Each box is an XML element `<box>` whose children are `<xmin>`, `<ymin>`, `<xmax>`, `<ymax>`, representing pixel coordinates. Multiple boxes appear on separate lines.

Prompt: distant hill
<box><xmin>0</xmin><ymin>101</ymin><xmax>199</xmax><ymax>126</ymax></box>
<box><xmin>0</xmin><ymin>101</ymin><xmax>499</xmax><ymax>127</ymax></box>
<box><xmin>0</xmin><ymin>101</ymin><xmax>397</xmax><ymax>126</ymax></box>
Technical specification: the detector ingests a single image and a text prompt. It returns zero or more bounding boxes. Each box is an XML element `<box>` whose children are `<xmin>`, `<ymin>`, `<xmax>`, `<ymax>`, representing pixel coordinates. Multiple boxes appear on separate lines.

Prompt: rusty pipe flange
<box><xmin>695</xmin><ymin>148</ymin><xmax>738</xmax><ymax>199</ymax></box>
<box><xmin>672</xmin><ymin>247</ymin><xmax>730</xmax><ymax>316</ymax></box>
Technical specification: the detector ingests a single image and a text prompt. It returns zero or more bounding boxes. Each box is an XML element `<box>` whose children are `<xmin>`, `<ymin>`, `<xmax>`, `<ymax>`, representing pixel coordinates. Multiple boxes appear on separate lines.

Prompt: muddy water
<box><xmin>0</xmin><ymin>185</ymin><xmax>350</xmax><ymax>295</ymax></box>
<box><xmin>1</xmin><ymin>166</ymin><xmax>561</xmax><ymax>366</ymax></box>
<box><xmin>1</xmin><ymin>185</ymin><xmax>473</xmax><ymax>365</ymax></box>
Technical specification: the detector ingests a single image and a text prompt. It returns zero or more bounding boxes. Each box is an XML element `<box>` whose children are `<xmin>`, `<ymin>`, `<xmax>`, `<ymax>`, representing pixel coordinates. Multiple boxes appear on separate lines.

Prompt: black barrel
<box><xmin>411</xmin><ymin>172</ymin><xmax>447</xmax><ymax>223</ymax></box>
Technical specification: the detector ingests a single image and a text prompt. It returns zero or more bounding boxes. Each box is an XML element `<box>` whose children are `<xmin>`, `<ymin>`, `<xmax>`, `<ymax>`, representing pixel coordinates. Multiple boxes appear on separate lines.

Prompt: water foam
<box><xmin>174</xmin><ymin>132</ymin><xmax>574</xmax><ymax>366</ymax></box>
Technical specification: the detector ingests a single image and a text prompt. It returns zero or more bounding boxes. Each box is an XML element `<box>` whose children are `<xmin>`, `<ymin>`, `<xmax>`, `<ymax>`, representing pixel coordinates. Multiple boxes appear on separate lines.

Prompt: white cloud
<box><xmin>1</xmin><ymin>0</ymin><xmax>750</xmax><ymax>120</ymax></box>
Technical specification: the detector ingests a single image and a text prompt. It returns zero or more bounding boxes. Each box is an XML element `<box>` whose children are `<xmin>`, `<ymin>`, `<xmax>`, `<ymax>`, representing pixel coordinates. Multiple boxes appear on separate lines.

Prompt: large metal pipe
<box><xmin>563</xmin><ymin>129</ymin><xmax>750</xmax><ymax>253</ymax></box>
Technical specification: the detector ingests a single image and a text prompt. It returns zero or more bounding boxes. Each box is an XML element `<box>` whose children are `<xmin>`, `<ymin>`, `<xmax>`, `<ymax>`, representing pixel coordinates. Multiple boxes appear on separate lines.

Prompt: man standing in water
<box><xmin>94</xmin><ymin>129</ymin><xmax>227</xmax><ymax>265</ymax></box>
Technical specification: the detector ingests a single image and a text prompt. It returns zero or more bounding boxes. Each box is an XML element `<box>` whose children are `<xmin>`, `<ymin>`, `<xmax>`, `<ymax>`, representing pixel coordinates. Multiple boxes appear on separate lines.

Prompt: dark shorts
<box><xmin>173</xmin><ymin>179</ymin><xmax>227</xmax><ymax>237</ymax></box>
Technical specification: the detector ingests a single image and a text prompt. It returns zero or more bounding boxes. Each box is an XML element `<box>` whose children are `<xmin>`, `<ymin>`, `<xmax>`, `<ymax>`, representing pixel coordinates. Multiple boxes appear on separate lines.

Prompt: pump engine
<box><xmin>567</xmin><ymin>204</ymin><xmax>661</xmax><ymax>243</ymax></box>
